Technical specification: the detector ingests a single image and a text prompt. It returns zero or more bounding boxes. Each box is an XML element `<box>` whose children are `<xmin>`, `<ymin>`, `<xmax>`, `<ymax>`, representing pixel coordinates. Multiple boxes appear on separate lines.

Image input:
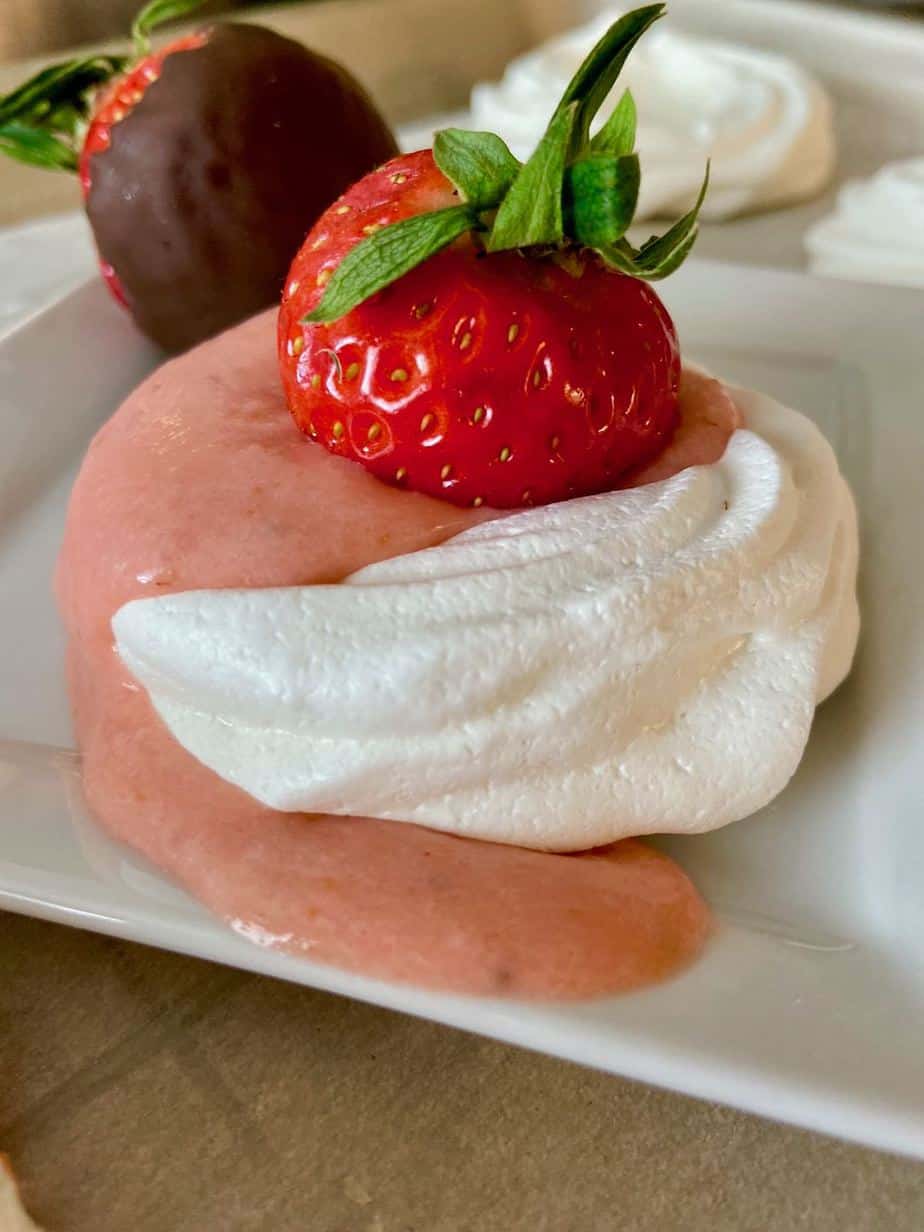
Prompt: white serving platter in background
<box><xmin>1</xmin><ymin>259</ymin><xmax>923</xmax><ymax>1158</ymax></box>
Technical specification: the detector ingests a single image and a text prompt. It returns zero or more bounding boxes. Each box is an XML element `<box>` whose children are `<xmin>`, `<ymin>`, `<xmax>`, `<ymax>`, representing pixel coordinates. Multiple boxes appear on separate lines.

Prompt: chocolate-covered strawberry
<box><xmin>280</xmin><ymin>5</ymin><xmax>707</xmax><ymax>509</ymax></box>
<box><xmin>0</xmin><ymin>0</ymin><xmax>397</xmax><ymax>351</ymax></box>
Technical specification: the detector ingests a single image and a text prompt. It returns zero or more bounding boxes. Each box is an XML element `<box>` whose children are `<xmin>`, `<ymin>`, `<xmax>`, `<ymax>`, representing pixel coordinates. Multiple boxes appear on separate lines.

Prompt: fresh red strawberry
<box><xmin>0</xmin><ymin>0</ymin><xmax>397</xmax><ymax>350</ymax></box>
<box><xmin>278</xmin><ymin>149</ymin><xmax>681</xmax><ymax>508</ymax></box>
<box><xmin>279</xmin><ymin>7</ymin><xmax>705</xmax><ymax>510</ymax></box>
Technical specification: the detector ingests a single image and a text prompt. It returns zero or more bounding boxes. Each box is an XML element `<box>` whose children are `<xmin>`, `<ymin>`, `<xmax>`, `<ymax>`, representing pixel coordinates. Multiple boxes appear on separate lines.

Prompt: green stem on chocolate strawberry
<box><xmin>305</xmin><ymin>3</ymin><xmax>707</xmax><ymax>327</ymax></box>
<box><xmin>131</xmin><ymin>0</ymin><xmax>207</xmax><ymax>57</ymax></box>
<box><xmin>0</xmin><ymin>58</ymin><xmax>128</xmax><ymax>170</ymax></box>
<box><xmin>0</xmin><ymin>0</ymin><xmax>206</xmax><ymax>171</ymax></box>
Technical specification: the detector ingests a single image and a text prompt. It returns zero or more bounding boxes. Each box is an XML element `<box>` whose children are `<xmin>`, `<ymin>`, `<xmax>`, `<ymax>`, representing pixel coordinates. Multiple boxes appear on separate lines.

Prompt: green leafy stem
<box><xmin>0</xmin><ymin>0</ymin><xmax>206</xmax><ymax>172</ymax></box>
<box><xmin>307</xmin><ymin>4</ymin><xmax>708</xmax><ymax>325</ymax></box>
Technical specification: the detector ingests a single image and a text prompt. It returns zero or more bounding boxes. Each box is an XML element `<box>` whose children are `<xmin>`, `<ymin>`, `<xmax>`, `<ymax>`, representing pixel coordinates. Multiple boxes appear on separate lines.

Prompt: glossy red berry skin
<box><xmin>78</xmin><ymin>32</ymin><xmax>207</xmax><ymax>306</ymax></box>
<box><xmin>279</xmin><ymin>150</ymin><xmax>681</xmax><ymax>509</ymax></box>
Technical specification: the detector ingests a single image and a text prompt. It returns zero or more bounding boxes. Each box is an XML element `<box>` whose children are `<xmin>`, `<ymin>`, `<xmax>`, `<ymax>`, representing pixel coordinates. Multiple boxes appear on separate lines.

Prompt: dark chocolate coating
<box><xmin>85</xmin><ymin>24</ymin><xmax>398</xmax><ymax>352</ymax></box>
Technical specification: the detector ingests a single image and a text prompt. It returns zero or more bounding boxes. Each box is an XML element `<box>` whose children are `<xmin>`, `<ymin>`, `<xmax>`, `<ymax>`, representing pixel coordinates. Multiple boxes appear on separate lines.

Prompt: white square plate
<box><xmin>1</xmin><ymin>259</ymin><xmax>922</xmax><ymax>1157</ymax></box>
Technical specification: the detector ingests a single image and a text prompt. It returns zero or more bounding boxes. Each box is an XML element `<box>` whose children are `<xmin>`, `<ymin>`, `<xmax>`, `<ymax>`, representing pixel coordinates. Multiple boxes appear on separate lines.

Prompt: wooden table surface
<box><xmin>1</xmin><ymin>2</ymin><xmax>922</xmax><ymax>1227</ymax></box>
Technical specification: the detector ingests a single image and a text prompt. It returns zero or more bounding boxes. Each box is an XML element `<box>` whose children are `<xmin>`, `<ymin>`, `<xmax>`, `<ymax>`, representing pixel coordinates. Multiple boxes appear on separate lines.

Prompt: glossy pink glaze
<box><xmin>56</xmin><ymin>309</ymin><xmax>736</xmax><ymax>999</ymax></box>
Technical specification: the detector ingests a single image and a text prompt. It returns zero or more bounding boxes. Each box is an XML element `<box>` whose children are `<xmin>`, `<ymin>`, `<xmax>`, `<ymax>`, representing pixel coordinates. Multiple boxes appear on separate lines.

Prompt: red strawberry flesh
<box><xmin>279</xmin><ymin>151</ymin><xmax>681</xmax><ymax>509</ymax></box>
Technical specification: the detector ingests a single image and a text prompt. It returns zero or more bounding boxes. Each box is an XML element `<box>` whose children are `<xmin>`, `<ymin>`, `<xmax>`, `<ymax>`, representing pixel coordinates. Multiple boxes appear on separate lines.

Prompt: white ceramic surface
<box><xmin>1</xmin><ymin>261</ymin><xmax>923</xmax><ymax>1158</ymax></box>
<box><xmin>0</xmin><ymin>212</ymin><xmax>95</xmax><ymax>337</ymax></box>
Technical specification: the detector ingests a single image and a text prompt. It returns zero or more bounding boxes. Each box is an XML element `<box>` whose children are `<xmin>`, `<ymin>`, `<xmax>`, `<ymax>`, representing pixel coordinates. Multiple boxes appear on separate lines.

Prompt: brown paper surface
<box><xmin>1</xmin><ymin>2</ymin><xmax>923</xmax><ymax>1226</ymax></box>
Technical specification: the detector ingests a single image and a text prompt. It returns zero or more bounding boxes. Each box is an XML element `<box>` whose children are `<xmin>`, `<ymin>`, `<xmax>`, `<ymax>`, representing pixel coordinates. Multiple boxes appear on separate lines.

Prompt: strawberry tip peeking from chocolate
<box><xmin>0</xmin><ymin>0</ymin><xmax>398</xmax><ymax>351</ymax></box>
<box><xmin>279</xmin><ymin>4</ymin><xmax>708</xmax><ymax>510</ymax></box>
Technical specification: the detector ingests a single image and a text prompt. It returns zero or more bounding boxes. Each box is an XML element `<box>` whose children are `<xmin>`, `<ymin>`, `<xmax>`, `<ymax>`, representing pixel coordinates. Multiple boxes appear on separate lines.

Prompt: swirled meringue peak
<box><xmin>466</xmin><ymin>9</ymin><xmax>835</xmax><ymax>219</ymax></box>
<box><xmin>113</xmin><ymin>376</ymin><xmax>859</xmax><ymax>852</ymax></box>
<box><xmin>805</xmin><ymin>158</ymin><xmax>924</xmax><ymax>288</ymax></box>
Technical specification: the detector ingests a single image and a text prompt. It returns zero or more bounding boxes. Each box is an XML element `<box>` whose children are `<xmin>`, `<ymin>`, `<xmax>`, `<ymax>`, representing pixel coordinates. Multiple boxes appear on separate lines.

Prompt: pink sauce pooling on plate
<box><xmin>57</xmin><ymin>309</ymin><xmax>739</xmax><ymax>999</ymax></box>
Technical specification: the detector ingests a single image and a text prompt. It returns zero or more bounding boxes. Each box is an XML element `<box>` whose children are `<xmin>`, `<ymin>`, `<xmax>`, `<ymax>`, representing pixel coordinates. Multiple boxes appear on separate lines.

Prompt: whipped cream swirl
<box><xmin>460</xmin><ymin>9</ymin><xmax>835</xmax><ymax>220</ymax></box>
<box><xmin>113</xmin><ymin>382</ymin><xmax>859</xmax><ymax>852</ymax></box>
<box><xmin>805</xmin><ymin>158</ymin><xmax>924</xmax><ymax>289</ymax></box>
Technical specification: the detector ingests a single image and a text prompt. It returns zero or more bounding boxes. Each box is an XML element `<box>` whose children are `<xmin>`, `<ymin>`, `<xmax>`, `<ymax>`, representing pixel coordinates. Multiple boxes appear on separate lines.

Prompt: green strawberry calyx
<box><xmin>307</xmin><ymin>4</ymin><xmax>708</xmax><ymax>326</ymax></box>
<box><xmin>0</xmin><ymin>0</ymin><xmax>206</xmax><ymax>172</ymax></box>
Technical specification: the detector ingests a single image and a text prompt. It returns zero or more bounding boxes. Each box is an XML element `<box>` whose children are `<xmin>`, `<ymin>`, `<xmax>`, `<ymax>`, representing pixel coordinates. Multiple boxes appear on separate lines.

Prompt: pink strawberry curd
<box><xmin>56</xmin><ymin>308</ymin><xmax>740</xmax><ymax>999</ymax></box>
